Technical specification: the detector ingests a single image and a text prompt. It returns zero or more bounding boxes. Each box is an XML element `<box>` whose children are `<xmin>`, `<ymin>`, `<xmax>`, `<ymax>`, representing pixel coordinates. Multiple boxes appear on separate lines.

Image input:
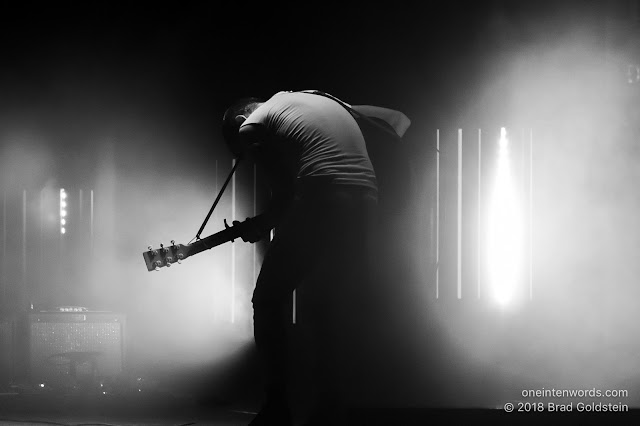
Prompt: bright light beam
<box><xmin>487</xmin><ymin>128</ymin><xmax>523</xmax><ymax>306</ymax></box>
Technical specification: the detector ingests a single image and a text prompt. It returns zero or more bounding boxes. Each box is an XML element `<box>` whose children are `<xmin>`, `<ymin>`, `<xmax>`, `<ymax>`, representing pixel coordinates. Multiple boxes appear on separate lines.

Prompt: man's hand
<box><xmin>232</xmin><ymin>217</ymin><xmax>265</xmax><ymax>243</ymax></box>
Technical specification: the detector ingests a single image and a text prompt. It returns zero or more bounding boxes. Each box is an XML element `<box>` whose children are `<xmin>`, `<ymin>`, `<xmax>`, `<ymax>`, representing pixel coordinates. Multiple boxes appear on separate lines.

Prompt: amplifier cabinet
<box><xmin>29</xmin><ymin>312</ymin><xmax>125</xmax><ymax>383</ymax></box>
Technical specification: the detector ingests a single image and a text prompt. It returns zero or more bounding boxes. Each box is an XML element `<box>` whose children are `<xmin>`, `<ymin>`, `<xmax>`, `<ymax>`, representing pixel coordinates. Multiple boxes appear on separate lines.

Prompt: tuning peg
<box><xmin>177</xmin><ymin>258</ymin><xmax>182</xmax><ymax>264</ymax></box>
<box><xmin>171</xmin><ymin>240</ymin><xmax>175</xmax><ymax>246</ymax></box>
<box><xmin>154</xmin><ymin>266</ymin><xmax>160</xmax><ymax>272</ymax></box>
<box><xmin>147</xmin><ymin>245</ymin><xmax>153</xmax><ymax>251</ymax></box>
<box><xmin>166</xmin><ymin>262</ymin><xmax>172</xmax><ymax>267</ymax></box>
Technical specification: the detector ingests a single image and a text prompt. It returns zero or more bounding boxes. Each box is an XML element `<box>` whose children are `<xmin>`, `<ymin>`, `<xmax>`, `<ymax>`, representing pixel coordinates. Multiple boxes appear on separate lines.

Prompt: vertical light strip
<box><xmin>215</xmin><ymin>160</ymin><xmax>219</xmax><ymax>224</ymax></box>
<box><xmin>1</xmin><ymin>191</ymin><xmax>5</xmax><ymax>306</ymax></box>
<box><xmin>40</xmin><ymin>189</ymin><xmax>44</xmax><ymax>281</ymax></box>
<box><xmin>477</xmin><ymin>129</ymin><xmax>482</xmax><ymax>299</ymax></box>
<box><xmin>79</xmin><ymin>189</ymin><xmax>83</xmax><ymax>224</ymax></box>
<box><xmin>22</xmin><ymin>190</ymin><xmax>27</xmax><ymax>301</ymax></box>
<box><xmin>231</xmin><ymin>159</ymin><xmax>236</xmax><ymax>323</ymax></box>
<box><xmin>214</xmin><ymin>160</ymin><xmax>219</xmax><ymax>225</ymax></box>
<box><xmin>529</xmin><ymin>129</ymin><xmax>534</xmax><ymax>300</ymax></box>
<box><xmin>78</xmin><ymin>189</ymin><xmax>82</xmax><ymax>261</ymax></box>
<box><xmin>521</xmin><ymin>129</ymin><xmax>526</xmax><ymax>196</ymax></box>
<box><xmin>59</xmin><ymin>188</ymin><xmax>67</xmax><ymax>235</ymax></box>
<box><xmin>214</xmin><ymin>160</ymin><xmax>219</xmax><ymax>319</ymax></box>
<box><xmin>59</xmin><ymin>188</ymin><xmax>64</xmax><ymax>292</ymax></box>
<box><xmin>487</xmin><ymin>128</ymin><xmax>522</xmax><ymax>306</ymax></box>
<box><xmin>457</xmin><ymin>129</ymin><xmax>462</xmax><ymax>299</ymax></box>
<box><xmin>292</xmin><ymin>288</ymin><xmax>297</xmax><ymax>324</ymax></box>
<box><xmin>253</xmin><ymin>163</ymin><xmax>257</xmax><ymax>285</ymax></box>
<box><xmin>90</xmin><ymin>190</ymin><xmax>94</xmax><ymax>255</ymax></box>
<box><xmin>435</xmin><ymin>129</ymin><xmax>440</xmax><ymax>299</ymax></box>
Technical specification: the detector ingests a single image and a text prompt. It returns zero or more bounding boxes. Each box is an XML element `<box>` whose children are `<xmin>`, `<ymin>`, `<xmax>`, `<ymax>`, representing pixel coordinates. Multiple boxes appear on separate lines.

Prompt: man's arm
<box><xmin>234</xmin><ymin>123</ymin><xmax>295</xmax><ymax>241</ymax></box>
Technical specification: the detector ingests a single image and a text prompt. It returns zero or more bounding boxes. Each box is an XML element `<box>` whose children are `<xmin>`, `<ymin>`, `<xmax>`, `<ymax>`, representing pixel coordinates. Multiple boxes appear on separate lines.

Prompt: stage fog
<box><xmin>1</xmin><ymin>1</ymin><xmax>640</xmax><ymax>412</ymax></box>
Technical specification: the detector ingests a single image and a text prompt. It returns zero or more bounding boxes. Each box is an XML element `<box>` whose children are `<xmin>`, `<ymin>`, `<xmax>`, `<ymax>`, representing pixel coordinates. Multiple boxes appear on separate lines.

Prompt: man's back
<box><xmin>241</xmin><ymin>91</ymin><xmax>378</xmax><ymax>192</ymax></box>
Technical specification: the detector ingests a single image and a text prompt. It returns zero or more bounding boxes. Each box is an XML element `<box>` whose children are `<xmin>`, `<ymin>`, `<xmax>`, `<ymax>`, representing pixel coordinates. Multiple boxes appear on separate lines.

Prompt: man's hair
<box><xmin>222</xmin><ymin>97</ymin><xmax>264</xmax><ymax>157</ymax></box>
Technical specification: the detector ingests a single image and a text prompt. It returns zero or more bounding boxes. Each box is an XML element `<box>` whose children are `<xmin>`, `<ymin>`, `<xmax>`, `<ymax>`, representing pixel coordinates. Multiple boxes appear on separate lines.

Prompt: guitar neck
<box><xmin>186</xmin><ymin>226</ymin><xmax>244</xmax><ymax>258</ymax></box>
<box><xmin>143</xmin><ymin>222</ymin><xmax>251</xmax><ymax>271</ymax></box>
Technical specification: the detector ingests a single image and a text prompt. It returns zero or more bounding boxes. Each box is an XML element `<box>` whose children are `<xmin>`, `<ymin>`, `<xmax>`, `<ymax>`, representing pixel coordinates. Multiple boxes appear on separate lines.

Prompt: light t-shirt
<box><xmin>241</xmin><ymin>91</ymin><xmax>378</xmax><ymax>193</ymax></box>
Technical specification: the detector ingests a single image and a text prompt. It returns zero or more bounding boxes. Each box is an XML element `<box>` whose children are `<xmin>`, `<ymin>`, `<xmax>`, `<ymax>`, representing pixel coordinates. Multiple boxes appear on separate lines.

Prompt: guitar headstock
<box><xmin>143</xmin><ymin>240</ymin><xmax>189</xmax><ymax>271</ymax></box>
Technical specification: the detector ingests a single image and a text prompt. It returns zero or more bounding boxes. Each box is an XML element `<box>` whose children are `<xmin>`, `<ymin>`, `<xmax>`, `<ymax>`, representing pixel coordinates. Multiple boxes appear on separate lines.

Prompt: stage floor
<box><xmin>1</xmin><ymin>391</ymin><xmax>251</xmax><ymax>426</ymax></box>
<box><xmin>1</xmin><ymin>391</ymin><xmax>639</xmax><ymax>426</ymax></box>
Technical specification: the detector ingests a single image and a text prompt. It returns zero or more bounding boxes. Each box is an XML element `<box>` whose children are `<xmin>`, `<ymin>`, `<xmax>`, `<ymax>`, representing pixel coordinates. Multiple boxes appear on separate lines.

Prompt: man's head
<box><xmin>222</xmin><ymin>97</ymin><xmax>264</xmax><ymax>157</ymax></box>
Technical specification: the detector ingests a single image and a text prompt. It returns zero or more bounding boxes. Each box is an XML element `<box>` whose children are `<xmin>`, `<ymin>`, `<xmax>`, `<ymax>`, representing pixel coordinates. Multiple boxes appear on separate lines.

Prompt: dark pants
<box><xmin>251</xmin><ymin>183</ymin><xmax>377</xmax><ymax>404</ymax></box>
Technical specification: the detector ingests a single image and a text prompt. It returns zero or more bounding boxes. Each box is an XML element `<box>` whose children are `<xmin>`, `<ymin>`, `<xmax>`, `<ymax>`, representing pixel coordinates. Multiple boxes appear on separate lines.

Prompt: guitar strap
<box><xmin>194</xmin><ymin>158</ymin><xmax>242</xmax><ymax>241</ymax></box>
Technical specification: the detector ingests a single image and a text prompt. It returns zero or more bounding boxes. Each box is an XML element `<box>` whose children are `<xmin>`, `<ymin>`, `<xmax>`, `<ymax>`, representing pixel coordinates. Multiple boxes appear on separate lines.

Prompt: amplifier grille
<box><xmin>29</xmin><ymin>313</ymin><xmax>125</xmax><ymax>382</ymax></box>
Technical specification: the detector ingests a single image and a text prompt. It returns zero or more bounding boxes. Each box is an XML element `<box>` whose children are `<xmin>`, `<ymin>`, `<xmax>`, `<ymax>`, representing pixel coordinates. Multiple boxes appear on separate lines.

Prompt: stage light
<box><xmin>60</xmin><ymin>188</ymin><xmax>67</xmax><ymax>235</ymax></box>
<box><xmin>487</xmin><ymin>128</ymin><xmax>523</xmax><ymax>306</ymax></box>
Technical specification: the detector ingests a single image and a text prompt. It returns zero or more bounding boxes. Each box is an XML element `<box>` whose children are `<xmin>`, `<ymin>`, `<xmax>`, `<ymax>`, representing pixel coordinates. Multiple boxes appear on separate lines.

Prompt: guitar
<box><xmin>142</xmin><ymin>220</ymin><xmax>249</xmax><ymax>271</ymax></box>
